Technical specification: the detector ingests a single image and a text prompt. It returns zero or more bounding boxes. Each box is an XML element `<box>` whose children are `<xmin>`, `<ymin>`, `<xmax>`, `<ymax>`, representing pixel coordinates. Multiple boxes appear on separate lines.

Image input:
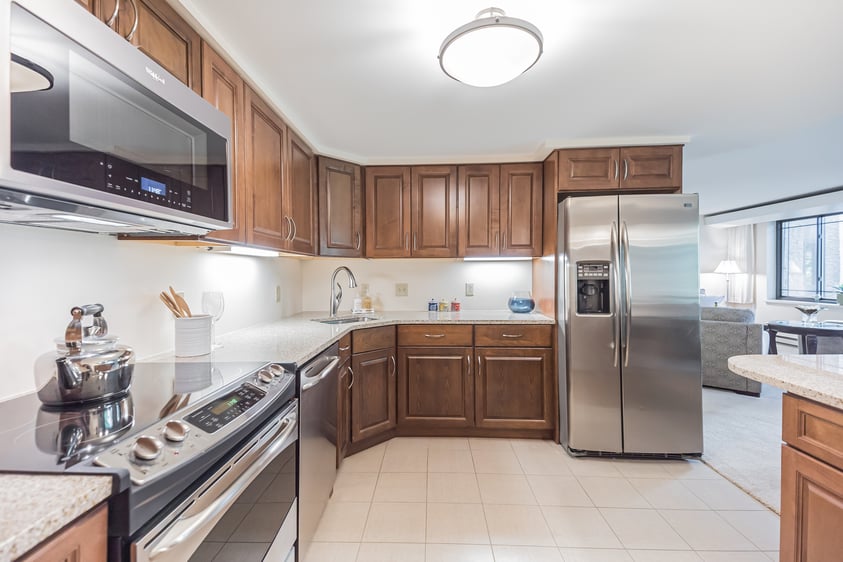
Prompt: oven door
<box><xmin>132</xmin><ymin>400</ymin><xmax>298</xmax><ymax>562</ymax></box>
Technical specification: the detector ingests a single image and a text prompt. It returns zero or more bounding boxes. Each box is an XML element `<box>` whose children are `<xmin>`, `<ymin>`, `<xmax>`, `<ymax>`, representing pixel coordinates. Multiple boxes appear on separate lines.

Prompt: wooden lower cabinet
<box><xmin>21</xmin><ymin>503</ymin><xmax>108</xmax><ymax>562</ymax></box>
<box><xmin>475</xmin><ymin>347</ymin><xmax>554</xmax><ymax>431</ymax></box>
<box><xmin>398</xmin><ymin>346</ymin><xmax>473</xmax><ymax>429</ymax></box>
<box><xmin>350</xmin><ymin>347</ymin><xmax>396</xmax><ymax>443</ymax></box>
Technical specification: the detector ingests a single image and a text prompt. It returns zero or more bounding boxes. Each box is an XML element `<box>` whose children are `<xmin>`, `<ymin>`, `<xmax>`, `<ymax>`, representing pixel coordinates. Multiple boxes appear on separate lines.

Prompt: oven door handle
<box><xmin>143</xmin><ymin>407</ymin><xmax>298</xmax><ymax>561</ymax></box>
<box><xmin>301</xmin><ymin>356</ymin><xmax>340</xmax><ymax>391</ymax></box>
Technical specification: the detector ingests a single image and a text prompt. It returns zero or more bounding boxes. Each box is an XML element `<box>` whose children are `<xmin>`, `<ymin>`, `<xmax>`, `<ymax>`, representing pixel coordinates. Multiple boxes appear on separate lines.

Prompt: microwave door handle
<box><xmin>146</xmin><ymin>410</ymin><xmax>298</xmax><ymax>561</ymax></box>
<box><xmin>610</xmin><ymin>221</ymin><xmax>620</xmax><ymax>368</ymax></box>
<box><xmin>621</xmin><ymin>221</ymin><xmax>632</xmax><ymax>367</ymax></box>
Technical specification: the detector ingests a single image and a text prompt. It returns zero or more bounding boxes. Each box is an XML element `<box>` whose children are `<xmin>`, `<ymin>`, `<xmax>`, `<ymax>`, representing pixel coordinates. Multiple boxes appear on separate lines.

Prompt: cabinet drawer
<box><xmin>353</xmin><ymin>326</ymin><xmax>396</xmax><ymax>354</ymax></box>
<box><xmin>398</xmin><ymin>325</ymin><xmax>473</xmax><ymax>346</ymax></box>
<box><xmin>338</xmin><ymin>334</ymin><xmax>352</xmax><ymax>363</ymax></box>
<box><xmin>475</xmin><ymin>325</ymin><xmax>552</xmax><ymax>347</ymax></box>
<box><xmin>783</xmin><ymin>393</ymin><xmax>843</xmax><ymax>471</ymax></box>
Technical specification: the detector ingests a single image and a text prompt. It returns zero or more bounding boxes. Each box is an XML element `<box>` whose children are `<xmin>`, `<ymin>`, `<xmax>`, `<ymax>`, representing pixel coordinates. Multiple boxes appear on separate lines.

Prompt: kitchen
<box><xmin>1</xmin><ymin>0</ymin><xmax>842</xmax><ymax>561</ymax></box>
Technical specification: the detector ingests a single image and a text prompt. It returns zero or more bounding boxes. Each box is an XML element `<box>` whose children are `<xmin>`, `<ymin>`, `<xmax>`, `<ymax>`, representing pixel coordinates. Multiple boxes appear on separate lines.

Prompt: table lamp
<box><xmin>714</xmin><ymin>259</ymin><xmax>741</xmax><ymax>303</ymax></box>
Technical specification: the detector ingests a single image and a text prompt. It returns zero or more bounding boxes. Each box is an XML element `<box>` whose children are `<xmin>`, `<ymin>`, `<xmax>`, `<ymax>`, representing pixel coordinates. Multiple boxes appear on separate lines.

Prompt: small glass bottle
<box><xmin>438</xmin><ymin>297</ymin><xmax>449</xmax><ymax>312</ymax></box>
<box><xmin>428</xmin><ymin>298</ymin><xmax>438</xmax><ymax>312</ymax></box>
<box><xmin>361</xmin><ymin>286</ymin><xmax>373</xmax><ymax>311</ymax></box>
<box><xmin>450</xmin><ymin>297</ymin><xmax>461</xmax><ymax>311</ymax></box>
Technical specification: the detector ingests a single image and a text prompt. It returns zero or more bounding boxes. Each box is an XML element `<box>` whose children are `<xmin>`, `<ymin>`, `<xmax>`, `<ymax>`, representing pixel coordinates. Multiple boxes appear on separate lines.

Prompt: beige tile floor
<box><xmin>306</xmin><ymin>438</ymin><xmax>779</xmax><ymax>562</ymax></box>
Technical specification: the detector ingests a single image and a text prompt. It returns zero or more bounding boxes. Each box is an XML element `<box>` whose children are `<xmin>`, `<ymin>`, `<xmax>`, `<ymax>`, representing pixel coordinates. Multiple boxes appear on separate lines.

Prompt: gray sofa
<box><xmin>700</xmin><ymin>306</ymin><xmax>762</xmax><ymax>396</ymax></box>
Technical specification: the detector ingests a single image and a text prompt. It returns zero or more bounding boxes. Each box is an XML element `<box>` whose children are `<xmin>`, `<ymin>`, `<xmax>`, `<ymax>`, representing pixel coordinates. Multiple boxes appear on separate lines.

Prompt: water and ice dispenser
<box><xmin>576</xmin><ymin>262</ymin><xmax>611</xmax><ymax>314</ymax></box>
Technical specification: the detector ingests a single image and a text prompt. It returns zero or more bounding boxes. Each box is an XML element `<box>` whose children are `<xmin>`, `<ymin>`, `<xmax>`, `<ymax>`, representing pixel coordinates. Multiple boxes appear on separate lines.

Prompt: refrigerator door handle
<box><xmin>621</xmin><ymin>221</ymin><xmax>632</xmax><ymax>367</ymax></box>
<box><xmin>610</xmin><ymin>221</ymin><xmax>621</xmax><ymax>368</ymax></box>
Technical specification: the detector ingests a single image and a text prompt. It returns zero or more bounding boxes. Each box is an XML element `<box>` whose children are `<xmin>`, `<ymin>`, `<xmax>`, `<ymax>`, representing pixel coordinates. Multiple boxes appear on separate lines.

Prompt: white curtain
<box><xmin>727</xmin><ymin>225</ymin><xmax>754</xmax><ymax>304</ymax></box>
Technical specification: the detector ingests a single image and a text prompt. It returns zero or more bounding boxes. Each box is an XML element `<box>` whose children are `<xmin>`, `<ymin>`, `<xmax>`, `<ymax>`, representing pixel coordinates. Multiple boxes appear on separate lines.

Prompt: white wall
<box><xmin>300</xmin><ymin>258</ymin><xmax>533</xmax><ymax>314</ymax></box>
<box><xmin>0</xmin><ymin>223</ymin><xmax>302</xmax><ymax>401</ymax></box>
<box><xmin>699</xmin><ymin>225</ymin><xmax>729</xmax><ymax>297</ymax></box>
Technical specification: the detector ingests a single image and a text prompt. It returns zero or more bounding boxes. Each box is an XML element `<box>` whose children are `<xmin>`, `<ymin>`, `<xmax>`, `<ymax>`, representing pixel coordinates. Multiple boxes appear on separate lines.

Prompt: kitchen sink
<box><xmin>312</xmin><ymin>315</ymin><xmax>380</xmax><ymax>325</ymax></box>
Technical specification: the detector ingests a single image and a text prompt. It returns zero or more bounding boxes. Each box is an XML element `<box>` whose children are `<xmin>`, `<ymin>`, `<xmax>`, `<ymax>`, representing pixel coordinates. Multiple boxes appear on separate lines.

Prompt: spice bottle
<box><xmin>428</xmin><ymin>298</ymin><xmax>438</xmax><ymax>311</ymax></box>
<box><xmin>450</xmin><ymin>297</ymin><xmax>461</xmax><ymax>311</ymax></box>
<box><xmin>438</xmin><ymin>297</ymin><xmax>449</xmax><ymax>312</ymax></box>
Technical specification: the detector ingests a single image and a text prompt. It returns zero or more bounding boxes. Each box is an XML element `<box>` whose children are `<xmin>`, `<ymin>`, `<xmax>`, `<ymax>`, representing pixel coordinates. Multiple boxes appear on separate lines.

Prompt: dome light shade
<box><xmin>439</xmin><ymin>7</ymin><xmax>543</xmax><ymax>88</ymax></box>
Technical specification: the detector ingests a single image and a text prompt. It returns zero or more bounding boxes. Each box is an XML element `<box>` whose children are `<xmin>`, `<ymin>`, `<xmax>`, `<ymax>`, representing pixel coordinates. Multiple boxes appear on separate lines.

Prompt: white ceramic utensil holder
<box><xmin>174</xmin><ymin>314</ymin><xmax>212</xmax><ymax>357</ymax></box>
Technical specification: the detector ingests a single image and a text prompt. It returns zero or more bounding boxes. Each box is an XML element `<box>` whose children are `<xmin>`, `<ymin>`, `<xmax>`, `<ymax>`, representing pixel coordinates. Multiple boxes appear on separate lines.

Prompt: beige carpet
<box><xmin>701</xmin><ymin>384</ymin><xmax>783</xmax><ymax>513</ymax></box>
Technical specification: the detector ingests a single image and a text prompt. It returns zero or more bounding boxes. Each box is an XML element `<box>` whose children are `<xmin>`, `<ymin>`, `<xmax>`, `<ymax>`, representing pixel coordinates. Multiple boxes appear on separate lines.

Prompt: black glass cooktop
<box><xmin>0</xmin><ymin>361</ymin><xmax>286</xmax><ymax>473</ymax></box>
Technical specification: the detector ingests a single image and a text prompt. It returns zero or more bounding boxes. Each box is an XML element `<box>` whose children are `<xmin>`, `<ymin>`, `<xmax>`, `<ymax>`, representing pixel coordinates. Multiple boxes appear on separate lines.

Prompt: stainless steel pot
<box><xmin>35</xmin><ymin>304</ymin><xmax>135</xmax><ymax>406</ymax></box>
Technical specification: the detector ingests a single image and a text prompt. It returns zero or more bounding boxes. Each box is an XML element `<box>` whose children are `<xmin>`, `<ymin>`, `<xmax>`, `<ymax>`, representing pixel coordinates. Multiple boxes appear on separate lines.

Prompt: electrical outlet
<box><xmin>465</xmin><ymin>283</ymin><xmax>474</xmax><ymax>297</ymax></box>
<box><xmin>395</xmin><ymin>283</ymin><xmax>408</xmax><ymax>297</ymax></box>
<box><xmin>275</xmin><ymin>285</ymin><xmax>282</xmax><ymax>303</ymax></box>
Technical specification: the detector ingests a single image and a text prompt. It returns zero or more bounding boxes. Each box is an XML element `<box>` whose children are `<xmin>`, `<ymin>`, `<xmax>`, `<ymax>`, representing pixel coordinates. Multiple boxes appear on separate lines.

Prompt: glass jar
<box><xmin>507</xmin><ymin>291</ymin><xmax>535</xmax><ymax>313</ymax></box>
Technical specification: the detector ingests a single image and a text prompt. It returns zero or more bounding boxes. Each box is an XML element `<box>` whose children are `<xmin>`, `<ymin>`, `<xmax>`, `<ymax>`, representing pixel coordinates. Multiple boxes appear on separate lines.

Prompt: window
<box><xmin>777</xmin><ymin>213</ymin><xmax>843</xmax><ymax>301</ymax></box>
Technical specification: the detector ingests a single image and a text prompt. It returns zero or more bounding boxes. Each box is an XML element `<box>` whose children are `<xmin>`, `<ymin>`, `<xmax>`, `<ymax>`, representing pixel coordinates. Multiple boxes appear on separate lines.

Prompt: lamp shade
<box><xmin>714</xmin><ymin>260</ymin><xmax>741</xmax><ymax>274</ymax></box>
<box><xmin>439</xmin><ymin>8</ymin><xmax>543</xmax><ymax>88</ymax></box>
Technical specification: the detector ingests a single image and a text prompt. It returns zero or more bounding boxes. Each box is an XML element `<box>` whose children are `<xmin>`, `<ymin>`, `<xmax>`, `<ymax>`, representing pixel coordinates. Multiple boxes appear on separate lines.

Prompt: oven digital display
<box><xmin>140</xmin><ymin>176</ymin><xmax>167</xmax><ymax>196</ymax></box>
<box><xmin>185</xmin><ymin>384</ymin><xmax>265</xmax><ymax>433</ymax></box>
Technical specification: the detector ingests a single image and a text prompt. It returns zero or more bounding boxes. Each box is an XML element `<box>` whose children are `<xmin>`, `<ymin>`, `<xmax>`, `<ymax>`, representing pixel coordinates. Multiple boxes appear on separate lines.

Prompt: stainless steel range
<box><xmin>0</xmin><ymin>360</ymin><xmax>298</xmax><ymax>562</ymax></box>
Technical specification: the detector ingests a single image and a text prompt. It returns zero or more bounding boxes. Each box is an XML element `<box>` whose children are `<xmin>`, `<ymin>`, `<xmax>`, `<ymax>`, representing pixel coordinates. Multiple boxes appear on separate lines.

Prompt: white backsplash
<box><xmin>0</xmin><ymin>223</ymin><xmax>302</xmax><ymax>401</ymax></box>
<box><xmin>300</xmin><ymin>258</ymin><xmax>533</xmax><ymax>314</ymax></box>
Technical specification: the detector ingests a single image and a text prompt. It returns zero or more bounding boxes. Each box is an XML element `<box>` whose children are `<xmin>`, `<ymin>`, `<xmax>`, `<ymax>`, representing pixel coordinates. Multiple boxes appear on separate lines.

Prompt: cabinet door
<box><xmin>475</xmin><ymin>347</ymin><xmax>554</xmax><ymax>430</ymax></box>
<box><xmin>20</xmin><ymin>503</ymin><xmax>108</xmax><ymax>562</ymax></box>
<box><xmin>319</xmin><ymin>157</ymin><xmax>363</xmax><ymax>257</ymax></box>
<box><xmin>365</xmin><ymin>167</ymin><xmax>411</xmax><ymax>257</ymax></box>
<box><xmin>458</xmin><ymin>165</ymin><xmax>500</xmax><ymax>257</ymax></box>
<box><xmin>351</xmin><ymin>348</ymin><xmax>397</xmax><ymax>442</ymax></box>
<box><xmin>337</xmin><ymin>359</ymin><xmax>351</xmax><ymax>465</ymax></box>
<box><xmin>781</xmin><ymin>444</ymin><xmax>843</xmax><ymax>561</ymax></box>
<box><xmin>557</xmin><ymin>148</ymin><xmax>620</xmax><ymax>191</ymax></box>
<box><xmin>244</xmin><ymin>88</ymin><xmax>289</xmax><ymax>250</ymax></box>
<box><xmin>201</xmin><ymin>43</ymin><xmax>246</xmax><ymax>244</ymax></box>
<box><xmin>619</xmin><ymin>146</ymin><xmax>683</xmax><ymax>190</ymax></box>
<box><xmin>398</xmin><ymin>346</ymin><xmax>474</xmax><ymax>429</ymax></box>
<box><xmin>117</xmin><ymin>0</ymin><xmax>201</xmax><ymax>93</ymax></box>
<box><xmin>286</xmin><ymin>131</ymin><xmax>318</xmax><ymax>255</ymax></box>
<box><xmin>500</xmin><ymin>163</ymin><xmax>542</xmax><ymax>257</ymax></box>
<box><xmin>411</xmin><ymin>166</ymin><xmax>458</xmax><ymax>257</ymax></box>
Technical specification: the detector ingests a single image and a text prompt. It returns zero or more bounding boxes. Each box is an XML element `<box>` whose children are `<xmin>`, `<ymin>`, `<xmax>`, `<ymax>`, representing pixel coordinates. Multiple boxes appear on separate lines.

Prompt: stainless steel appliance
<box><xmin>298</xmin><ymin>344</ymin><xmax>340</xmax><ymax>561</ymax></box>
<box><xmin>0</xmin><ymin>0</ymin><xmax>232</xmax><ymax>235</ymax></box>
<box><xmin>0</xmin><ymin>360</ymin><xmax>297</xmax><ymax>561</ymax></box>
<box><xmin>557</xmin><ymin>194</ymin><xmax>703</xmax><ymax>456</ymax></box>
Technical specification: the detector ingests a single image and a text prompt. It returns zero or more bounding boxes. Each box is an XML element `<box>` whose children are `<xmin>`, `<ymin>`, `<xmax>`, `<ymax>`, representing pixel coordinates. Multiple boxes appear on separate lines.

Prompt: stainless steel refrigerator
<box><xmin>557</xmin><ymin>194</ymin><xmax>702</xmax><ymax>456</ymax></box>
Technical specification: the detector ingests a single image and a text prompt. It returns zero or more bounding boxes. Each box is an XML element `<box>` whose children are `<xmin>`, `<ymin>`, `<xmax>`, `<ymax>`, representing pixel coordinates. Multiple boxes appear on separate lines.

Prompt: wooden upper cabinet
<box><xmin>365</xmin><ymin>167</ymin><xmax>411</xmax><ymax>258</ymax></box>
<box><xmin>244</xmin><ymin>87</ymin><xmax>288</xmax><ymax>250</ymax></box>
<box><xmin>458</xmin><ymin>165</ymin><xmax>500</xmax><ymax>257</ymax></box>
<box><xmin>557</xmin><ymin>146</ymin><xmax>682</xmax><ymax>192</ymax></box>
<box><xmin>500</xmin><ymin>163</ymin><xmax>542</xmax><ymax>256</ymax></box>
<box><xmin>286</xmin><ymin>131</ymin><xmax>318</xmax><ymax>255</ymax></box>
<box><xmin>411</xmin><ymin>165</ymin><xmax>458</xmax><ymax>258</ymax></box>
<box><xmin>620</xmin><ymin>146</ymin><xmax>682</xmax><ymax>190</ymax></box>
<box><xmin>201</xmin><ymin>43</ymin><xmax>246</xmax><ymax>244</ymax></box>
<box><xmin>116</xmin><ymin>0</ymin><xmax>201</xmax><ymax>93</ymax></box>
<box><xmin>319</xmin><ymin>157</ymin><xmax>363</xmax><ymax>257</ymax></box>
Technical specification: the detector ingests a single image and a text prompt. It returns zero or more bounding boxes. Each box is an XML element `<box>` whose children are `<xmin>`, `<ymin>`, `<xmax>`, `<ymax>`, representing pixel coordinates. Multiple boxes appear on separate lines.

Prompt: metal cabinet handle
<box><xmin>494</xmin><ymin>231</ymin><xmax>499</xmax><ymax>250</ymax></box>
<box><xmin>389</xmin><ymin>355</ymin><xmax>396</xmax><ymax>377</ymax></box>
<box><xmin>282</xmin><ymin>216</ymin><xmax>291</xmax><ymax>240</ymax></box>
<box><xmin>289</xmin><ymin>217</ymin><xmax>297</xmax><ymax>241</ymax></box>
<box><xmin>347</xmin><ymin>366</ymin><xmax>354</xmax><ymax>389</ymax></box>
<box><xmin>106</xmin><ymin>0</ymin><xmax>120</xmax><ymax>28</ymax></box>
<box><xmin>339</xmin><ymin>345</ymin><xmax>350</xmax><ymax>352</ymax></box>
<box><xmin>424</xmin><ymin>333</ymin><xmax>446</xmax><ymax>339</ymax></box>
<box><xmin>404</xmin><ymin>232</ymin><xmax>409</xmax><ymax>251</ymax></box>
<box><xmin>613</xmin><ymin>159</ymin><xmax>618</xmax><ymax>180</ymax></box>
<box><xmin>501</xmin><ymin>333</ymin><xmax>523</xmax><ymax>339</ymax></box>
<box><xmin>125</xmin><ymin>0</ymin><xmax>139</xmax><ymax>41</ymax></box>
<box><xmin>477</xmin><ymin>355</ymin><xmax>482</xmax><ymax>374</ymax></box>
<box><xmin>502</xmin><ymin>230</ymin><xmax>507</xmax><ymax>250</ymax></box>
<box><xmin>623</xmin><ymin>159</ymin><xmax>629</xmax><ymax>181</ymax></box>
<box><xmin>413</xmin><ymin>232</ymin><xmax>417</xmax><ymax>251</ymax></box>
<box><xmin>355</xmin><ymin>231</ymin><xmax>361</xmax><ymax>250</ymax></box>
<box><xmin>466</xmin><ymin>355</ymin><xmax>471</xmax><ymax>375</ymax></box>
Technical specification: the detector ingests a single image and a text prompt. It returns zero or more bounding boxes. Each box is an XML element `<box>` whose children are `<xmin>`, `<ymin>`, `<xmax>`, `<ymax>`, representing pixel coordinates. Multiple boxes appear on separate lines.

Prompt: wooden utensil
<box><xmin>159</xmin><ymin>292</ymin><xmax>182</xmax><ymax>318</ymax></box>
<box><xmin>169</xmin><ymin>286</ymin><xmax>192</xmax><ymax>317</ymax></box>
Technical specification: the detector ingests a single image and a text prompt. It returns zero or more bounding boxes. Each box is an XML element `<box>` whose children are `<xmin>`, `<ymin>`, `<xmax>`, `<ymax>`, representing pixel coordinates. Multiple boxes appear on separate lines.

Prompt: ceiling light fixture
<box><xmin>438</xmin><ymin>7</ymin><xmax>543</xmax><ymax>88</ymax></box>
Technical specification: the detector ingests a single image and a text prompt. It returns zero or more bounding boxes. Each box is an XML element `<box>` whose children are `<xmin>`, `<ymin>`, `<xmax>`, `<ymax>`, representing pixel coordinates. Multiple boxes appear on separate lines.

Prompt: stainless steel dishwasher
<box><xmin>298</xmin><ymin>344</ymin><xmax>340</xmax><ymax>561</ymax></box>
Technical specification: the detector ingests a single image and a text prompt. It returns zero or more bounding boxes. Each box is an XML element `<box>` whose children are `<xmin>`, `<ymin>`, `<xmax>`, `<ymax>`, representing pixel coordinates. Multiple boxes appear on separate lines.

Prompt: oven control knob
<box><xmin>133</xmin><ymin>435</ymin><xmax>164</xmax><ymax>461</ymax></box>
<box><xmin>258</xmin><ymin>369</ymin><xmax>274</xmax><ymax>384</ymax></box>
<box><xmin>163</xmin><ymin>420</ymin><xmax>190</xmax><ymax>442</ymax></box>
<box><xmin>269</xmin><ymin>364</ymin><xmax>286</xmax><ymax>378</ymax></box>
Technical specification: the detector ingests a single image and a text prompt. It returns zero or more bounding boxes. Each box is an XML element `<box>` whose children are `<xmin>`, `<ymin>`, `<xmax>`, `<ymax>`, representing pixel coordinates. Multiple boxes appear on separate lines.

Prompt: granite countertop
<box><xmin>728</xmin><ymin>354</ymin><xmax>843</xmax><ymax>410</ymax></box>
<box><xmin>151</xmin><ymin>309</ymin><xmax>554</xmax><ymax>366</ymax></box>
<box><xmin>0</xmin><ymin>474</ymin><xmax>112</xmax><ymax>560</ymax></box>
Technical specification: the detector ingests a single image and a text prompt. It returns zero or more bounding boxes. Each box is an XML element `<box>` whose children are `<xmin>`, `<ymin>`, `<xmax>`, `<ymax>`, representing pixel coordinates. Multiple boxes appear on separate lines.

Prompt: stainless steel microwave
<box><xmin>0</xmin><ymin>0</ymin><xmax>232</xmax><ymax>235</ymax></box>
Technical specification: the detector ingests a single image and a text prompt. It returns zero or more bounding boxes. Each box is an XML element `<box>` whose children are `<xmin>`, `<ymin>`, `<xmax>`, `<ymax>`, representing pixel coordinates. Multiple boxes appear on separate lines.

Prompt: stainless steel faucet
<box><xmin>329</xmin><ymin>266</ymin><xmax>358</xmax><ymax>317</ymax></box>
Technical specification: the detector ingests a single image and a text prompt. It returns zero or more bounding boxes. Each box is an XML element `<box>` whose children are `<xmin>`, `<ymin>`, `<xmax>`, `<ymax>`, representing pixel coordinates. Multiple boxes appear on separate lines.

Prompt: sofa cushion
<box><xmin>701</xmin><ymin>306</ymin><xmax>755</xmax><ymax>323</ymax></box>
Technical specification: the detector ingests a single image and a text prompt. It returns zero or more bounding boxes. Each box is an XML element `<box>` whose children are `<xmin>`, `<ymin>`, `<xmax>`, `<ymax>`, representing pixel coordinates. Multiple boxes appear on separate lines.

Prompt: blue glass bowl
<box><xmin>508</xmin><ymin>295</ymin><xmax>535</xmax><ymax>313</ymax></box>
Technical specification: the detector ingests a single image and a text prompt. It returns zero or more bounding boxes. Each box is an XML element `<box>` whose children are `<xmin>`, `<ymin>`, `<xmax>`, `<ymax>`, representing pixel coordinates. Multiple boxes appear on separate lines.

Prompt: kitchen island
<box><xmin>729</xmin><ymin>354</ymin><xmax>843</xmax><ymax>561</ymax></box>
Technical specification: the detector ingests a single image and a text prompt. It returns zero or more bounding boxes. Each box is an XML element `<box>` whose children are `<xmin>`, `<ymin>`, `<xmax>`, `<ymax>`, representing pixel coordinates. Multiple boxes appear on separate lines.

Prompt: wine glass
<box><xmin>201</xmin><ymin>291</ymin><xmax>225</xmax><ymax>348</ymax></box>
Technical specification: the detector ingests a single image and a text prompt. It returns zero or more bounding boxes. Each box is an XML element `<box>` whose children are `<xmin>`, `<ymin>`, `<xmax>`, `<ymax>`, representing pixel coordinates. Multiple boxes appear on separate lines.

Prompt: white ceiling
<box><xmin>175</xmin><ymin>0</ymin><xmax>843</xmax><ymax>215</ymax></box>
